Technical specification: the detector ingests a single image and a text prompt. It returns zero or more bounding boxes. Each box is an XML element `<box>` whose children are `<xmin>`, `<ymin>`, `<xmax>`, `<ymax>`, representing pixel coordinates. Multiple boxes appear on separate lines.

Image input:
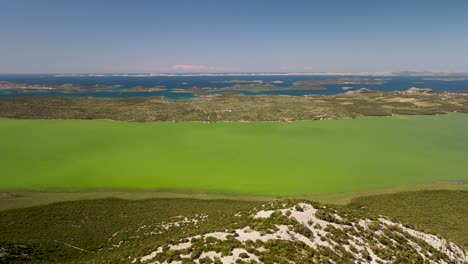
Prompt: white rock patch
<box><xmin>134</xmin><ymin>203</ymin><xmax>468</xmax><ymax>264</ymax></box>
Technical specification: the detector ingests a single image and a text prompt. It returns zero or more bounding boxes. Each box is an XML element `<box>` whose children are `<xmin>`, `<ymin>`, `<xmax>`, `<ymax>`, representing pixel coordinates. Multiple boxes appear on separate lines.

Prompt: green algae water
<box><xmin>1</xmin><ymin>114</ymin><xmax>468</xmax><ymax>196</ymax></box>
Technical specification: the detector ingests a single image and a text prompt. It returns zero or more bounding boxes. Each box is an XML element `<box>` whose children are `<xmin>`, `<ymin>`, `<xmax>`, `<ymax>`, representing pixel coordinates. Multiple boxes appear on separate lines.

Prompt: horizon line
<box><xmin>1</xmin><ymin>70</ymin><xmax>468</xmax><ymax>76</ymax></box>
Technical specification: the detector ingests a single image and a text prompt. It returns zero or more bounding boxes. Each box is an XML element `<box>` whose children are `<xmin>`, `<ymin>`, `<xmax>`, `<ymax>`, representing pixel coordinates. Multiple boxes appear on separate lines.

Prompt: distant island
<box><xmin>211</xmin><ymin>80</ymin><xmax>264</xmax><ymax>84</ymax></box>
<box><xmin>50</xmin><ymin>71</ymin><xmax>468</xmax><ymax>77</ymax></box>
<box><xmin>423</xmin><ymin>78</ymin><xmax>468</xmax><ymax>81</ymax></box>
<box><xmin>0</xmin><ymin>78</ymin><xmax>385</xmax><ymax>95</ymax></box>
<box><xmin>0</xmin><ymin>81</ymin><xmax>167</xmax><ymax>93</ymax></box>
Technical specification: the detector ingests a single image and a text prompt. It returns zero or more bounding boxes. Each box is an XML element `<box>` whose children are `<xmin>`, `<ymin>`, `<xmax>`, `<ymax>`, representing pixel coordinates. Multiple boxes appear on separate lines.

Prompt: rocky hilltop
<box><xmin>1</xmin><ymin>198</ymin><xmax>467</xmax><ymax>263</ymax></box>
<box><xmin>133</xmin><ymin>201</ymin><xmax>467</xmax><ymax>263</ymax></box>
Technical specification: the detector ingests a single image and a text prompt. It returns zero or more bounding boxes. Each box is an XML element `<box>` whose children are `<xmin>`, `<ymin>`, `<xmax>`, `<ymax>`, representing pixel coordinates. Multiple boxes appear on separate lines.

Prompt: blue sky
<box><xmin>1</xmin><ymin>0</ymin><xmax>468</xmax><ymax>73</ymax></box>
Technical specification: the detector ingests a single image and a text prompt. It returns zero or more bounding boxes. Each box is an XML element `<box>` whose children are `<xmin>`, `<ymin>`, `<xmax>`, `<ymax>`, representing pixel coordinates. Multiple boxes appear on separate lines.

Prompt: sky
<box><xmin>1</xmin><ymin>0</ymin><xmax>468</xmax><ymax>73</ymax></box>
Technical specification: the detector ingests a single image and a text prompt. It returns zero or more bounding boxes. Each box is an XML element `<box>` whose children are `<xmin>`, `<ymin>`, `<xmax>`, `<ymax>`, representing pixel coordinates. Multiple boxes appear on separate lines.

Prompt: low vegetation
<box><xmin>2</xmin><ymin>198</ymin><xmax>466</xmax><ymax>263</ymax></box>
<box><xmin>348</xmin><ymin>189</ymin><xmax>468</xmax><ymax>249</ymax></box>
<box><xmin>0</xmin><ymin>199</ymin><xmax>262</xmax><ymax>263</ymax></box>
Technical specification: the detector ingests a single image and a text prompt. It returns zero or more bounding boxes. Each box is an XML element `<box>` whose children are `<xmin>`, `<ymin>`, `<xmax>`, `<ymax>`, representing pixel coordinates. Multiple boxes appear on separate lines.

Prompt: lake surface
<box><xmin>1</xmin><ymin>113</ymin><xmax>467</xmax><ymax>195</ymax></box>
<box><xmin>1</xmin><ymin>74</ymin><xmax>467</xmax><ymax>99</ymax></box>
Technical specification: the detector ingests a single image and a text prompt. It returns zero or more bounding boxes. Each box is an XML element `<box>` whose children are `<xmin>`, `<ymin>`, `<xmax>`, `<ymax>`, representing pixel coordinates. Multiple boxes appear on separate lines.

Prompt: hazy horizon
<box><xmin>2</xmin><ymin>71</ymin><xmax>468</xmax><ymax>76</ymax></box>
<box><xmin>1</xmin><ymin>0</ymin><xmax>468</xmax><ymax>74</ymax></box>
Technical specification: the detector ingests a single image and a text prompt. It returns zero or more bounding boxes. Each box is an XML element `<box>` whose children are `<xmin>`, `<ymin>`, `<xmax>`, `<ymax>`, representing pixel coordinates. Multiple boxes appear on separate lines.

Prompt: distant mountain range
<box><xmin>51</xmin><ymin>71</ymin><xmax>468</xmax><ymax>77</ymax></box>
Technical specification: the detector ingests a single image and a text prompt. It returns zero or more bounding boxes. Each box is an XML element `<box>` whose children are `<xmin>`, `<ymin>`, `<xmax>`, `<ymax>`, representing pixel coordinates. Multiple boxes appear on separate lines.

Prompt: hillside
<box><xmin>349</xmin><ymin>190</ymin><xmax>468</xmax><ymax>250</ymax></box>
<box><xmin>1</xmin><ymin>199</ymin><xmax>466</xmax><ymax>263</ymax></box>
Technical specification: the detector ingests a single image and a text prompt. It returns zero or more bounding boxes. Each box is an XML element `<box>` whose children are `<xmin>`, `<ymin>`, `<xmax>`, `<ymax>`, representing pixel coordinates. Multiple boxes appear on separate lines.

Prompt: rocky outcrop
<box><xmin>401</xmin><ymin>87</ymin><xmax>434</xmax><ymax>95</ymax></box>
<box><xmin>344</xmin><ymin>88</ymin><xmax>375</xmax><ymax>94</ymax></box>
<box><xmin>135</xmin><ymin>201</ymin><xmax>468</xmax><ymax>264</ymax></box>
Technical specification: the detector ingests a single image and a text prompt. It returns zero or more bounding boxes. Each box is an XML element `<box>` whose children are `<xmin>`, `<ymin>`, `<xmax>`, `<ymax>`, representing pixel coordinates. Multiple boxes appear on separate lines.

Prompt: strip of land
<box><xmin>1</xmin><ymin>182</ymin><xmax>467</xmax><ymax>211</ymax></box>
<box><xmin>0</xmin><ymin>88</ymin><xmax>467</xmax><ymax>122</ymax></box>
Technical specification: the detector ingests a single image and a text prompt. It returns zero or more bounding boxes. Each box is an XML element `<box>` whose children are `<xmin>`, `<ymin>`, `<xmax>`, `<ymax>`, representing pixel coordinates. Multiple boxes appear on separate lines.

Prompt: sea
<box><xmin>1</xmin><ymin>74</ymin><xmax>467</xmax><ymax>100</ymax></box>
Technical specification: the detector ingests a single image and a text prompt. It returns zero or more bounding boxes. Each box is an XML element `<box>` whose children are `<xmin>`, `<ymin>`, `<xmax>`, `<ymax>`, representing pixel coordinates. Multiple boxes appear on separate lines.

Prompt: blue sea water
<box><xmin>0</xmin><ymin>74</ymin><xmax>467</xmax><ymax>100</ymax></box>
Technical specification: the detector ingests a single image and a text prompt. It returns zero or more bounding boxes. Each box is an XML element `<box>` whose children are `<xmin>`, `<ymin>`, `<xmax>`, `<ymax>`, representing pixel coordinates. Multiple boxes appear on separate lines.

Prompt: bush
<box><xmin>238</xmin><ymin>252</ymin><xmax>249</xmax><ymax>258</ymax></box>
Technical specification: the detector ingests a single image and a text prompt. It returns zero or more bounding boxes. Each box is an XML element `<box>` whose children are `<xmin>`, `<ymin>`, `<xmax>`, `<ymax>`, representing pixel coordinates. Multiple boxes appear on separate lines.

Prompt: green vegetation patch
<box><xmin>348</xmin><ymin>190</ymin><xmax>468</xmax><ymax>249</ymax></box>
<box><xmin>0</xmin><ymin>198</ymin><xmax>262</xmax><ymax>263</ymax></box>
<box><xmin>2</xmin><ymin>198</ymin><xmax>465</xmax><ymax>263</ymax></box>
<box><xmin>1</xmin><ymin>113</ymin><xmax>468</xmax><ymax>195</ymax></box>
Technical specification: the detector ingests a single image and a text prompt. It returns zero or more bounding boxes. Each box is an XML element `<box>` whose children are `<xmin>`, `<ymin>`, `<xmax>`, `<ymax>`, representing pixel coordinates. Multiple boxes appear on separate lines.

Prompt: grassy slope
<box><xmin>1</xmin><ymin>191</ymin><xmax>467</xmax><ymax>263</ymax></box>
<box><xmin>348</xmin><ymin>190</ymin><xmax>468</xmax><ymax>249</ymax></box>
<box><xmin>1</xmin><ymin>113</ymin><xmax>468</xmax><ymax>196</ymax></box>
<box><xmin>0</xmin><ymin>198</ymin><xmax>263</xmax><ymax>263</ymax></box>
